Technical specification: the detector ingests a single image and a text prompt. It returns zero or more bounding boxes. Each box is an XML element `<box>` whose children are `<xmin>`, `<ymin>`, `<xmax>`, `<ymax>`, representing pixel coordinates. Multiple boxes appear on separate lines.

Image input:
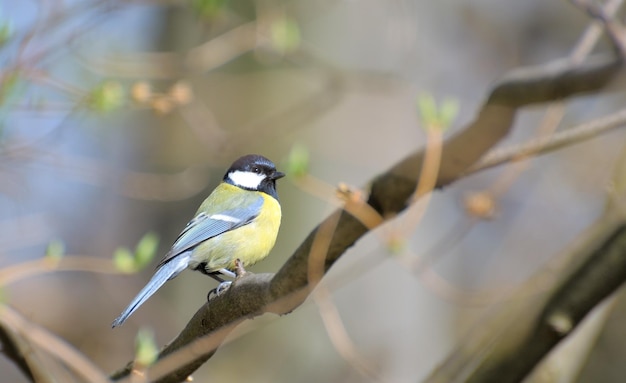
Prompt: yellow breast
<box><xmin>190</xmin><ymin>192</ymin><xmax>281</xmax><ymax>272</ymax></box>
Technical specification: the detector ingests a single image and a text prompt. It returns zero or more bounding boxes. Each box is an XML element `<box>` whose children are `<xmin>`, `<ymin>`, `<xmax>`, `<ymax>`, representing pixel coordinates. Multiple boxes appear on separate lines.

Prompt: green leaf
<box><xmin>0</xmin><ymin>20</ymin><xmax>12</xmax><ymax>47</ymax></box>
<box><xmin>191</xmin><ymin>0</ymin><xmax>229</xmax><ymax>18</ymax></box>
<box><xmin>416</xmin><ymin>93</ymin><xmax>458</xmax><ymax>132</ymax></box>
<box><xmin>87</xmin><ymin>81</ymin><xmax>124</xmax><ymax>113</ymax></box>
<box><xmin>0</xmin><ymin>71</ymin><xmax>19</xmax><ymax>107</ymax></box>
<box><xmin>134</xmin><ymin>328</ymin><xmax>158</xmax><ymax>367</ymax></box>
<box><xmin>439</xmin><ymin>99</ymin><xmax>459</xmax><ymax>127</ymax></box>
<box><xmin>285</xmin><ymin>144</ymin><xmax>309</xmax><ymax>178</ymax></box>
<box><xmin>416</xmin><ymin>94</ymin><xmax>438</xmax><ymax>125</ymax></box>
<box><xmin>45</xmin><ymin>239</ymin><xmax>65</xmax><ymax>260</ymax></box>
<box><xmin>271</xmin><ymin>16</ymin><xmax>301</xmax><ymax>53</ymax></box>
<box><xmin>113</xmin><ymin>248</ymin><xmax>136</xmax><ymax>273</ymax></box>
<box><xmin>134</xmin><ymin>232</ymin><xmax>159</xmax><ymax>269</ymax></box>
<box><xmin>386</xmin><ymin>235</ymin><xmax>406</xmax><ymax>255</ymax></box>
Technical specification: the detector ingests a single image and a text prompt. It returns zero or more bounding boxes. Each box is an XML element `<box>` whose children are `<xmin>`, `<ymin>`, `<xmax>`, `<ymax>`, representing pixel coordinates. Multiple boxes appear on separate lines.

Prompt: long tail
<box><xmin>111</xmin><ymin>255</ymin><xmax>189</xmax><ymax>328</ymax></box>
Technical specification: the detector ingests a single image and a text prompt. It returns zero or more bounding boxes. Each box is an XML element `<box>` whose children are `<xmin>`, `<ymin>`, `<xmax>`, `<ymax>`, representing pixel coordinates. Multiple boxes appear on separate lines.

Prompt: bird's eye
<box><xmin>252</xmin><ymin>166</ymin><xmax>261</xmax><ymax>174</ymax></box>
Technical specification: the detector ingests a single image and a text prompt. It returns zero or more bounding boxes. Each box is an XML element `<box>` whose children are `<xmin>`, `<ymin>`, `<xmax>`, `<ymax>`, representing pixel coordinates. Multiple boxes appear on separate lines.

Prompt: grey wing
<box><xmin>157</xmin><ymin>196</ymin><xmax>263</xmax><ymax>267</ymax></box>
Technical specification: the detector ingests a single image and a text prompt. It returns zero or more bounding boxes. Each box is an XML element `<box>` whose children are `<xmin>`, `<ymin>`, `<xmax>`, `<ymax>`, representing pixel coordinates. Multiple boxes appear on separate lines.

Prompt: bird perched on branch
<box><xmin>112</xmin><ymin>154</ymin><xmax>284</xmax><ymax>328</ymax></box>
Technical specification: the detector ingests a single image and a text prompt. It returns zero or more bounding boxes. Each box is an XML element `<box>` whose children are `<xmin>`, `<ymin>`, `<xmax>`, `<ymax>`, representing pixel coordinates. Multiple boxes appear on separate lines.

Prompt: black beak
<box><xmin>272</xmin><ymin>171</ymin><xmax>286</xmax><ymax>180</ymax></box>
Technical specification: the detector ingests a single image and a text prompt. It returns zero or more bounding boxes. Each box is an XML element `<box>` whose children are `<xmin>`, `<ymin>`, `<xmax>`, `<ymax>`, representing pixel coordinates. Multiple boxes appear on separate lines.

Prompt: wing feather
<box><xmin>157</xmin><ymin>195</ymin><xmax>263</xmax><ymax>268</ymax></box>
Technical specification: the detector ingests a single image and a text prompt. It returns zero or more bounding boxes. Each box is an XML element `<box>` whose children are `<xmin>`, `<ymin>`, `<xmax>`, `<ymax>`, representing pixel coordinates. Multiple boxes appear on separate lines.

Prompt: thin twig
<box><xmin>0</xmin><ymin>256</ymin><xmax>125</xmax><ymax>286</ymax></box>
<box><xmin>570</xmin><ymin>0</ymin><xmax>626</xmax><ymax>58</ymax></box>
<box><xmin>314</xmin><ymin>285</ymin><xmax>388</xmax><ymax>383</ymax></box>
<box><xmin>0</xmin><ymin>305</ymin><xmax>111</xmax><ymax>383</ymax></box>
<box><xmin>468</xmin><ymin>107</ymin><xmax>626</xmax><ymax>175</ymax></box>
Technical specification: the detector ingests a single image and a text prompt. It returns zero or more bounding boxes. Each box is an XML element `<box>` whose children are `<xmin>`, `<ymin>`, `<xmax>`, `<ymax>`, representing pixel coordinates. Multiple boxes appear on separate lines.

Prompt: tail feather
<box><xmin>112</xmin><ymin>255</ymin><xmax>189</xmax><ymax>328</ymax></box>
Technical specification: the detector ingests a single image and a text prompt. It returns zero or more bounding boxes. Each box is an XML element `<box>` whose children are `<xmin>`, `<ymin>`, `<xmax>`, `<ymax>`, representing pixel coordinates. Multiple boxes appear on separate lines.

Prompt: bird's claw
<box><xmin>234</xmin><ymin>258</ymin><xmax>247</xmax><ymax>278</ymax></box>
<box><xmin>217</xmin><ymin>281</ymin><xmax>232</xmax><ymax>295</ymax></box>
<box><xmin>207</xmin><ymin>281</ymin><xmax>233</xmax><ymax>301</ymax></box>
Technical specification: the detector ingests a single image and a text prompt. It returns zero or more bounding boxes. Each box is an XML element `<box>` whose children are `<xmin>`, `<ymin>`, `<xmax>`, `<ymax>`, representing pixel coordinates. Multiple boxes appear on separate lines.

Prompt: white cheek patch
<box><xmin>228</xmin><ymin>170</ymin><xmax>266</xmax><ymax>189</ymax></box>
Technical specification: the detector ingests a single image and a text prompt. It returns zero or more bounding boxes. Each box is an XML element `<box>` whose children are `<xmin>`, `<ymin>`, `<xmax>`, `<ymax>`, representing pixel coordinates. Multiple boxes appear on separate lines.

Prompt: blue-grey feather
<box><xmin>158</xmin><ymin>196</ymin><xmax>263</xmax><ymax>267</ymax></box>
<box><xmin>111</xmin><ymin>253</ymin><xmax>189</xmax><ymax>328</ymax></box>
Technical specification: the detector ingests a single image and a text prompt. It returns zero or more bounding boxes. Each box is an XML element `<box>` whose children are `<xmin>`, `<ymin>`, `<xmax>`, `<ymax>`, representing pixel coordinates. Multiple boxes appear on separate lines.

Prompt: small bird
<box><xmin>112</xmin><ymin>154</ymin><xmax>284</xmax><ymax>328</ymax></box>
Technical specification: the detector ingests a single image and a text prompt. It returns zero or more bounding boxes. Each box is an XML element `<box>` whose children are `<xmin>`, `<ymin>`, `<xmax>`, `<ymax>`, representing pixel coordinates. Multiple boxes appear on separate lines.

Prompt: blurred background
<box><xmin>1</xmin><ymin>0</ymin><xmax>625</xmax><ymax>382</ymax></box>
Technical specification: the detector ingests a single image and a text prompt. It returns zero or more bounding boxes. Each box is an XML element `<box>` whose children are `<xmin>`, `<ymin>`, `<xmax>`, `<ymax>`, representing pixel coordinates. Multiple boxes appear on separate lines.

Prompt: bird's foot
<box><xmin>216</xmin><ymin>280</ymin><xmax>232</xmax><ymax>295</ymax></box>
<box><xmin>234</xmin><ymin>258</ymin><xmax>247</xmax><ymax>278</ymax></box>
<box><xmin>207</xmin><ymin>281</ymin><xmax>232</xmax><ymax>301</ymax></box>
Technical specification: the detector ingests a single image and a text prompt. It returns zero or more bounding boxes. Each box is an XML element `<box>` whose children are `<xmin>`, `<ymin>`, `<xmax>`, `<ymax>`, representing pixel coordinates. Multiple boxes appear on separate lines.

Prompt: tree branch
<box><xmin>111</xmin><ymin>52</ymin><xmax>624</xmax><ymax>383</ymax></box>
<box><xmin>465</xmin><ymin>219</ymin><xmax>626</xmax><ymax>383</ymax></box>
<box><xmin>0</xmin><ymin>323</ymin><xmax>36</xmax><ymax>383</ymax></box>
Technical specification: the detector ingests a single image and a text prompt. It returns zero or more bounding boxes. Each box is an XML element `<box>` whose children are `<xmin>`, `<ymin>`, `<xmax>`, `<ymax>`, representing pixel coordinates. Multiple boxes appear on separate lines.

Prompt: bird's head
<box><xmin>224</xmin><ymin>154</ymin><xmax>285</xmax><ymax>198</ymax></box>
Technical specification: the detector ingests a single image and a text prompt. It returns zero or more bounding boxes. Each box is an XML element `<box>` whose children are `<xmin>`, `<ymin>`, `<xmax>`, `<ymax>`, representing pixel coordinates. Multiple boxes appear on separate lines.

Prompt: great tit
<box><xmin>112</xmin><ymin>154</ymin><xmax>284</xmax><ymax>328</ymax></box>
